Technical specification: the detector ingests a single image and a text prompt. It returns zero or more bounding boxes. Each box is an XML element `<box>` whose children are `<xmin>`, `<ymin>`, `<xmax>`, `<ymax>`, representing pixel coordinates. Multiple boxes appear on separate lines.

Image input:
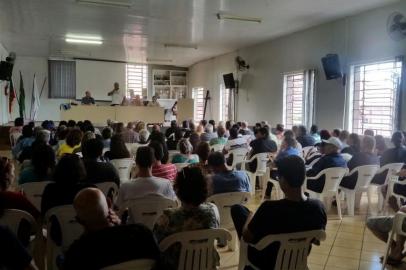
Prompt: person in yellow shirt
<box><xmin>57</xmin><ymin>129</ymin><xmax>83</xmax><ymax>158</ymax></box>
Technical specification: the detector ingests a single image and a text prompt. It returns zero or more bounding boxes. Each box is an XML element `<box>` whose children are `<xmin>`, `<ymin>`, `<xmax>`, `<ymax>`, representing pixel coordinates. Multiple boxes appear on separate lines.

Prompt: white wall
<box><xmin>0</xmin><ymin>41</ymin><xmax>9</xmax><ymax>124</ymax></box>
<box><xmin>188</xmin><ymin>1</ymin><xmax>406</xmax><ymax>130</ymax></box>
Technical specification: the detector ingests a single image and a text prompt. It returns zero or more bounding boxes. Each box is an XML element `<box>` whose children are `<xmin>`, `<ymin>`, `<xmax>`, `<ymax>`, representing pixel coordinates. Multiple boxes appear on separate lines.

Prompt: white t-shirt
<box><xmin>111</xmin><ymin>89</ymin><xmax>124</xmax><ymax>105</ymax></box>
<box><xmin>116</xmin><ymin>176</ymin><xmax>176</xmax><ymax>210</ymax></box>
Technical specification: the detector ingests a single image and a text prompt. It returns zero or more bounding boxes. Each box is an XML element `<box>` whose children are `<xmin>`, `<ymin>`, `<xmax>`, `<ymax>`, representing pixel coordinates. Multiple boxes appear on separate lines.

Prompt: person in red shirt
<box><xmin>150</xmin><ymin>141</ymin><xmax>177</xmax><ymax>181</ymax></box>
<box><xmin>0</xmin><ymin>156</ymin><xmax>40</xmax><ymax>219</ymax></box>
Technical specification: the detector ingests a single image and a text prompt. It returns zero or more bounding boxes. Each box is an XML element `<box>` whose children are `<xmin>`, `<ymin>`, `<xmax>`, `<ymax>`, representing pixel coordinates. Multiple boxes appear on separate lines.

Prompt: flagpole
<box><xmin>30</xmin><ymin>73</ymin><xmax>35</xmax><ymax>121</ymax></box>
<box><xmin>39</xmin><ymin>77</ymin><xmax>47</xmax><ymax>99</ymax></box>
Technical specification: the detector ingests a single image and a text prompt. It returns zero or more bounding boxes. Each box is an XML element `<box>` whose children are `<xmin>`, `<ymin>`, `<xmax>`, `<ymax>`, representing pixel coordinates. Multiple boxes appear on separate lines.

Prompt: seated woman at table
<box><xmin>171</xmin><ymin>139</ymin><xmax>199</xmax><ymax>164</ymax></box>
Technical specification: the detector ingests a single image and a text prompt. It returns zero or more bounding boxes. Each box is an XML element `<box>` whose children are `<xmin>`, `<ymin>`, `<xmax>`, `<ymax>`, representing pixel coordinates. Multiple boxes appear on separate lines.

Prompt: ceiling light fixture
<box><xmin>76</xmin><ymin>0</ymin><xmax>132</xmax><ymax>8</ymax></box>
<box><xmin>217</xmin><ymin>12</ymin><xmax>262</xmax><ymax>23</ymax></box>
<box><xmin>66</xmin><ymin>38</ymin><xmax>103</xmax><ymax>45</ymax></box>
<box><xmin>66</xmin><ymin>34</ymin><xmax>102</xmax><ymax>40</ymax></box>
<box><xmin>164</xmin><ymin>43</ymin><xmax>198</xmax><ymax>50</ymax></box>
<box><xmin>146</xmin><ymin>58</ymin><xmax>173</xmax><ymax>63</ymax></box>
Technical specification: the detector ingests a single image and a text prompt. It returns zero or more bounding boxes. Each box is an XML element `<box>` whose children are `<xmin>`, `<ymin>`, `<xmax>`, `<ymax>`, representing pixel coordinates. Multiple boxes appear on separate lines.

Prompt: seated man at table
<box><xmin>231</xmin><ymin>156</ymin><xmax>327</xmax><ymax>270</ymax></box>
<box><xmin>306</xmin><ymin>137</ymin><xmax>347</xmax><ymax>193</ymax></box>
<box><xmin>63</xmin><ymin>188</ymin><xmax>160</xmax><ymax>269</ymax></box>
<box><xmin>208</xmin><ymin>152</ymin><xmax>251</xmax><ymax>195</ymax></box>
<box><xmin>81</xmin><ymin>91</ymin><xmax>95</xmax><ymax>105</ymax></box>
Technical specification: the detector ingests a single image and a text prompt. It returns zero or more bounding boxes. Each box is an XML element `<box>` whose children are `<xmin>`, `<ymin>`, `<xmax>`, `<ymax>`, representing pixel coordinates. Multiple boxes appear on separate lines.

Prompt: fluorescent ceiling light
<box><xmin>66</xmin><ymin>38</ymin><xmax>103</xmax><ymax>45</ymax></box>
<box><xmin>66</xmin><ymin>34</ymin><xmax>102</xmax><ymax>40</ymax></box>
<box><xmin>164</xmin><ymin>43</ymin><xmax>198</xmax><ymax>50</ymax></box>
<box><xmin>76</xmin><ymin>0</ymin><xmax>132</xmax><ymax>8</ymax></box>
<box><xmin>146</xmin><ymin>58</ymin><xmax>173</xmax><ymax>63</ymax></box>
<box><xmin>217</xmin><ymin>12</ymin><xmax>262</xmax><ymax>23</ymax></box>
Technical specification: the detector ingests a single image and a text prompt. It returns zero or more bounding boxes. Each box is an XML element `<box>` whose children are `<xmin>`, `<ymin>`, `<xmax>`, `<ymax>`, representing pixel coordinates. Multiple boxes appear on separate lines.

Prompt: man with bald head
<box><xmin>63</xmin><ymin>188</ymin><xmax>160</xmax><ymax>269</ymax></box>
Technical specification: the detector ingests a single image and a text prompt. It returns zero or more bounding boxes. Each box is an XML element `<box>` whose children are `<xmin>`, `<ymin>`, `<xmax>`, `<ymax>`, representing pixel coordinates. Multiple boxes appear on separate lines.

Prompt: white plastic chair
<box><xmin>385</xmin><ymin>175</ymin><xmax>406</xmax><ymax>214</ymax></box>
<box><xmin>225</xmin><ymin>148</ymin><xmax>249</xmax><ymax>170</ymax></box>
<box><xmin>101</xmin><ymin>259</ymin><xmax>156</xmax><ymax>270</ymax></box>
<box><xmin>370</xmin><ymin>163</ymin><xmax>404</xmax><ymax>211</ymax></box>
<box><xmin>207</xmin><ymin>192</ymin><xmax>251</xmax><ymax>251</ymax></box>
<box><xmin>110</xmin><ymin>158</ymin><xmax>135</xmax><ymax>183</ymax></box>
<box><xmin>305</xmin><ymin>167</ymin><xmax>349</xmax><ymax>220</ymax></box>
<box><xmin>0</xmin><ymin>209</ymin><xmax>37</xmax><ymax>238</ymax></box>
<box><xmin>341</xmin><ymin>153</ymin><xmax>353</xmax><ymax>162</ymax></box>
<box><xmin>20</xmin><ymin>181</ymin><xmax>53</xmax><ymax>211</ymax></box>
<box><xmin>125</xmin><ymin>194</ymin><xmax>178</xmax><ymax>230</ymax></box>
<box><xmin>241</xmin><ymin>153</ymin><xmax>271</xmax><ymax>196</ymax></box>
<box><xmin>238</xmin><ymin>230</ymin><xmax>326</xmax><ymax>270</ymax></box>
<box><xmin>159</xmin><ymin>228</ymin><xmax>232</xmax><ymax>270</ymax></box>
<box><xmin>261</xmin><ymin>167</ymin><xmax>283</xmax><ymax>201</ymax></box>
<box><xmin>45</xmin><ymin>205</ymin><xmax>84</xmax><ymax>270</ymax></box>
<box><xmin>210</xmin><ymin>144</ymin><xmax>225</xmax><ymax>152</ymax></box>
<box><xmin>382</xmin><ymin>212</ymin><xmax>406</xmax><ymax>270</ymax></box>
<box><xmin>175</xmin><ymin>163</ymin><xmax>190</xmax><ymax>172</ymax></box>
<box><xmin>339</xmin><ymin>165</ymin><xmax>379</xmax><ymax>216</ymax></box>
<box><xmin>95</xmin><ymin>182</ymin><xmax>119</xmax><ymax>202</ymax></box>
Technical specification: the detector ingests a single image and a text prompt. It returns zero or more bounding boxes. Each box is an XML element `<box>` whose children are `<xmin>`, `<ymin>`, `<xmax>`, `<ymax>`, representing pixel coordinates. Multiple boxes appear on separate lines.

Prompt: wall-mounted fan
<box><xmin>387</xmin><ymin>12</ymin><xmax>406</xmax><ymax>41</ymax></box>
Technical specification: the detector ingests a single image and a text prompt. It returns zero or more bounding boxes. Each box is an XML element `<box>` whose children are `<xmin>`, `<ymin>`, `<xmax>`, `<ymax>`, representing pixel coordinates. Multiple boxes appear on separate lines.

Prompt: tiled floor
<box><xmin>218</xmin><ymin>191</ymin><xmax>406</xmax><ymax>270</ymax></box>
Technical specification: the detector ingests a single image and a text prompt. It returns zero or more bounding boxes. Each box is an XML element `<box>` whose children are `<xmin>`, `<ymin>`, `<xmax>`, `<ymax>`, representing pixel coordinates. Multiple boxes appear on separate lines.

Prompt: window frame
<box><xmin>126</xmin><ymin>64</ymin><xmax>148</xmax><ymax>98</ymax></box>
<box><xmin>283</xmin><ymin>71</ymin><xmax>306</xmax><ymax>129</ymax></box>
<box><xmin>192</xmin><ymin>87</ymin><xmax>205</xmax><ymax>122</ymax></box>
<box><xmin>48</xmin><ymin>59</ymin><xmax>76</xmax><ymax>99</ymax></box>
<box><xmin>219</xmin><ymin>83</ymin><xmax>230</xmax><ymax>122</ymax></box>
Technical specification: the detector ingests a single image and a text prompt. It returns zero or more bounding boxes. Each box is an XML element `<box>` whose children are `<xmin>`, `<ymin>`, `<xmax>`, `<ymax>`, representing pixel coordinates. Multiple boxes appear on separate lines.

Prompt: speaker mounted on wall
<box><xmin>321</xmin><ymin>54</ymin><xmax>342</xmax><ymax>80</ymax></box>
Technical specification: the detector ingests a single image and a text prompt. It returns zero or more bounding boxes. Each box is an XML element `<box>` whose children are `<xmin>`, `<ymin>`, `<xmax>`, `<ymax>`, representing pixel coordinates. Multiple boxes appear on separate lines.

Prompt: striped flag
<box><xmin>30</xmin><ymin>74</ymin><xmax>40</xmax><ymax>121</ymax></box>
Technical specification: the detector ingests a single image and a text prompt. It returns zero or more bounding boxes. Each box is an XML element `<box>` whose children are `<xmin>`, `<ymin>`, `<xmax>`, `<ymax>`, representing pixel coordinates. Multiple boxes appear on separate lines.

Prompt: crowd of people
<box><xmin>1</xmin><ymin>116</ymin><xmax>406</xmax><ymax>269</ymax></box>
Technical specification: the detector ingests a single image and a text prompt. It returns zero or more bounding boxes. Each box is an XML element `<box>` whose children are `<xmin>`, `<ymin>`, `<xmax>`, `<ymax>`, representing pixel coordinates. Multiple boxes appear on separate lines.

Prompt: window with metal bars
<box><xmin>220</xmin><ymin>84</ymin><xmax>230</xmax><ymax>121</ymax></box>
<box><xmin>192</xmin><ymin>87</ymin><xmax>205</xmax><ymax>121</ymax></box>
<box><xmin>283</xmin><ymin>72</ymin><xmax>305</xmax><ymax>129</ymax></box>
<box><xmin>126</xmin><ymin>64</ymin><xmax>148</xmax><ymax>97</ymax></box>
<box><xmin>350</xmin><ymin>60</ymin><xmax>402</xmax><ymax>137</ymax></box>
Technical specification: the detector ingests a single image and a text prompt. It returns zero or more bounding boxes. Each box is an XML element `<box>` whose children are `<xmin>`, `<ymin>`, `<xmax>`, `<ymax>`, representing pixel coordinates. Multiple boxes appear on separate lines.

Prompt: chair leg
<box><xmin>382</xmin><ymin>231</ymin><xmax>395</xmax><ymax>270</ymax></box>
<box><xmin>336</xmin><ymin>192</ymin><xmax>342</xmax><ymax>220</ymax></box>
<box><xmin>354</xmin><ymin>192</ymin><xmax>362</xmax><ymax>210</ymax></box>
<box><xmin>378</xmin><ymin>186</ymin><xmax>384</xmax><ymax>212</ymax></box>
<box><xmin>260</xmin><ymin>176</ymin><xmax>267</xmax><ymax>201</ymax></box>
<box><xmin>346</xmin><ymin>191</ymin><xmax>355</xmax><ymax>216</ymax></box>
<box><xmin>228</xmin><ymin>230</ymin><xmax>238</xmax><ymax>251</ymax></box>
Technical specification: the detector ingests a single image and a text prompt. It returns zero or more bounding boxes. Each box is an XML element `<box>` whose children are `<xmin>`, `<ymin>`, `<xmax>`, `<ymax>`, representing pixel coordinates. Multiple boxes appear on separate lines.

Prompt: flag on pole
<box><xmin>8</xmin><ymin>79</ymin><xmax>16</xmax><ymax>114</ymax></box>
<box><xmin>30</xmin><ymin>74</ymin><xmax>40</xmax><ymax>121</ymax></box>
<box><xmin>18</xmin><ymin>71</ymin><xmax>25</xmax><ymax>119</ymax></box>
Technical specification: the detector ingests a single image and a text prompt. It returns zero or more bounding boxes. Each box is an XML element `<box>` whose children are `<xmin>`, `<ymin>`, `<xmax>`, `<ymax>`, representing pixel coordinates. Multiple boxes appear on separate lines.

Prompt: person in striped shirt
<box><xmin>150</xmin><ymin>141</ymin><xmax>177</xmax><ymax>181</ymax></box>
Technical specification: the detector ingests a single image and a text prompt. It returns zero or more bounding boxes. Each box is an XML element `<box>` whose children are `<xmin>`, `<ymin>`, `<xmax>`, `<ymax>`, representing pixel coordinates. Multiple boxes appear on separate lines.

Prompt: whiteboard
<box><xmin>75</xmin><ymin>60</ymin><xmax>126</xmax><ymax>101</ymax></box>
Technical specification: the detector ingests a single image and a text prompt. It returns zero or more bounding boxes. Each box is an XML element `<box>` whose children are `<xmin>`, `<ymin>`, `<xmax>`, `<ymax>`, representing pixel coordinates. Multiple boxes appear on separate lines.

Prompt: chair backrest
<box><xmin>350</xmin><ymin>165</ymin><xmax>380</xmax><ymax>190</ymax></box>
<box><xmin>320</xmin><ymin>167</ymin><xmax>349</xmax><ymax>195</ymax></box>
<box><xmin>20</xmin><ymin>181</ymin><xmax>54</xmax><ymax>211</ymax></box>
<box><xmin>207</xmin><ymin>192</ymin><xmax>251</xmax><ymax>228</ymax></box>
<box><xmin>101</xmin><ymin>259</ymin><xmax>156</xmax><ymax>270</ymax></box>
<box><xmin>159</xmin><ymin>229</ymin><xmax>232</xmax><ymax>270</ymax></box>
<box><xmin>95</xmin><ymin>182</ymin><xmax>119</xmax><ymax>201</ymax></box>
<box><xmin>126</xmin><ymin>194</ymin><xmax>178</xmax><ymax>229</ymax></box>
<box><xmin>392</xmin><ymin>211</ymin><xmax>406</xmax><ymax>237</ymax></box>
<box><xmin>242</xmin><ymin>230</ymin><xmax>326</xmax><ymax>270</ymax></box>
<box><xmin>253</xmin><ymin>153</ymin><xmax>270</xmax><ymax>175</ymax></box>
<box><xmin>227</xmin><ymin>148</ymin><xmax>249</xmax><ymax>169</ymax></box>
<box><xmin>110</xmin><ymin>158</ymin><xmax>135</xmax><ymax>183</ymax></box>
<box><xmin>210</xmin><ymin>144</ymin><xmax>225</xmax><ymax>152</ymax></box>
<box><xmin>0</xmin><ymin>209</ymin><xmax>37</xmax><ymax>237</ymax></box>
<box><xmin>175</xmin><ymin>163</ymin><xmax>190</xmax><ymax>172</ymax></box>
<box><xmin>302</xmin><ymin>146</ymin><xmax>314</xmax><ymax>159</ymax></box>
<box><xmin>341</xmin><ymin>153</ymin><xmax>353</xmax><ymax>162</ymax></box>
<box><xmin>45</xmin><ymin>205</ymin><xmax>84</xmax><ymax>270</ymax></box>
<box><xmin>377</xmin><ymin>163</ymin><xmax>404</xmax><ymax>185</ymax></box>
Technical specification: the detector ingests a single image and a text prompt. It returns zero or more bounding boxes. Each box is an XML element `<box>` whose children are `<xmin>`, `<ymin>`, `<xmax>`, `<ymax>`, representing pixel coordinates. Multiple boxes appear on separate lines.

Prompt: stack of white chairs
<box><xmin>110</xmin><ymin>158</ymin><xmax>135</xmax><ymax>183</ymax></box>
<box><xmin>207</xmin><ymin>192</ymin><xmax>251</xmax><ymax>251</ymax></box>
<box><xmin>305</xmin><ymin>167</ymin><xmax>348</xmax><ymax>219</ymax></box>
<box><xmin>20</xmin><ymin>181</ymin><xmax>53</xmax><ymax>211</ymax></box>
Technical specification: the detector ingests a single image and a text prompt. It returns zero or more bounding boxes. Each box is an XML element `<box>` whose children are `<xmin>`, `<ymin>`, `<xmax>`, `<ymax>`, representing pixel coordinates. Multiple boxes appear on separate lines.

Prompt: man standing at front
<box><xmin>107</xmin><ymin>82</ymin><xmax>124</xmax><ymax>106</ymax></box>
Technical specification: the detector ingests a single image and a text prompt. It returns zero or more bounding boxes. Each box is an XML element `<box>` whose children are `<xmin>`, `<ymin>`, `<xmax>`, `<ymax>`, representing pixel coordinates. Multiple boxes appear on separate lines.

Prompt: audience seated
<box><xmin>73</xmin><ymin>130</ymin><xmax>96</xmax><ymax>155</ymax></box>
<box><xmin>12</xmin><ymin>125</ymin><xmax>34</xmax><ymax>159</ymax></box>
<box><xmin>121</xmin><ymin>122</ymin><xmax>139</xmax><ymax>143</ymax></box>
<box><xmin>171</xmin><ymin>139</ymin><xmax>199</xmax><ymax>164</ymax></box>
<box><xmin>18</xmin><ymin>143</ymin><xmax>56</xmax><ymax>185</ymax></box>
<box><xmin>165</xmin><ymin>120</ymin><xmax>178</xmax><ymax>139</ymax></box>
<box><xmin>138</xmin><ymin>129</ymin><xmax>150</xmax><ymax>145</ymax></box>
<box><xmin>116</xmin><ymin>147</ymin><xmax>176</xmax><ymax>211</ymax></box>
<box><xmin>9</xmin><ymin>117</ymin><xmax>24</xmax><ymax>135</ymax></box>
<box><xmin>320</xmin><ymin>129</ymin><xmax>331</xmax><ymax>140</ymax></box>
<box><xmin>209</xmin><ymin>120</ymin><xmax>217</xmax><ymax>132</ymax></box>
<box><xmin>275</xmin><ymin>135</ymin><xmax>301</xmax><ymax>161</ymax></box>
<box><xmin>0</xmin><ymin>157</ymin><xmax>39</xmax><ymax>219</ymax></box>
<box><xmin>341</xmin><ymin>133</ymin><xmax>361</xmax><ymax>155</ymax></box>
<box><xmin>18</xmin><ymin>129</ymin><xmax>52</xmax><ymax>164</ymax></box>
<box><xmin>248</xmin><ymin>127</ymin><xmax>277</xmax><ymax>172</ymax></box>
<box><xmin>63</xmin><ymin>188</ymin><xmax>159</xmax><ymax>270</ymax></box>
<box><xmin>339</xmin><ymin>130</ymin><xmax>350</xmax><ymax>149</ymax></box>
<box><xmin>56</xmin><ymin>129</ymin><xmax>82</xmax><ymax>158</ymax></box>
<box><xmin>296</xmin><ymin>125</ymin><xmax>316</xmax><ymax>147</ymax></box>
<box><xmin>191</xmin><ymin>141</ymin><xmax>211</xmax><ymax>176</ymax></box>
<box><xmin>209</xmin><ymin>126</ymin><xmax>227</xmax><ymax>146</ymax></box>
<box><xmin>41</xmin><ymin>154</ymin><xmax>92</xmax><ymax>215</ymax></box>
<box><xmin>339</xmin><ymin>135</ymin><xmax>379</xmax><ymax>189</ymax></box>
<box><xmin>101</xmin><ymin>127</ymin><xmax>112</xmax><ymax>148</ymax></box>
<box><xmin>223</xmin><ymin>127</ymin><xmax>248</xmax><ymax>153</ymax></box>
<box><xmin>150</xmin><ymin>141</ymin><xmax>177</xmax><ymax>181</ymax></box>
<box><xmin>0</xmin><ymin>225</ymin><xmax>38</xmax><ymax>270</ymax></box>
<box><xmin>190</xmin><ymin>124</ymin><xmax>203</xmax><ymax>152</ymax></box>
<box><xmin>306</xmin><ymin>137</ymin><xmax>347</xmax><ymax>193</ymax></box>
<box><xmin>240</xmin><ymin>121</ymin><xmax>253</xmax><ymax>136</ymax></box>
<box><xmin>82</xmin><ymin>139</ymin><xmax>120</xmax><ymax>186</ymax></box>
<box><xmin>148</xmin><ymin>130</ymin><xmax>169</xmax><ymax>163</ymax></box>
<box><xmin>374</xmin><ymin>135</ymin><xmax>388</xmax><ymax>157</ymax></box>
<box><xmin>231</xmin><ymin>156</ymin><xmax>327</xmax><ymax>270</ymax></box>
<box><xmin>200</xmin><ymin>124</ymin><xmax>217</xmax><ymax>142</ymax></box>
<box><xmin>364</xmin><ymin>129</ymin><xmax>375</xmax><ymax>136</ymax></box>
<box><xmin>153</xmin><ymin>166</ymin><xmax>220</xmax><ymax>270</ymax></box>
<box><xmin>208</xmin><ymin>152</ymin><xmax>251</xmax><ymax>194</ymax></box>
<box><xmin>104</xmin><ymin>134</ymin><xmax>131</xmax><ymax>161</ymax></box>
<box><xmin>166</xmin><ymin>128</ymin><xmax>183</xmax><ymax>151</ymax></box>
<box><xmin>380</xmin><ymin>131</ymin><xmax>406</xmax><ymax>166</ymax></box>
<box><xmin>332</xmin><ymin>129</ymin><xmax>341</xmax><ymax>137</ymax></box>
<box><xmin>310</xmin><ymin>125</ymin><xmax>321</xmax><ymax>143</ymax></box>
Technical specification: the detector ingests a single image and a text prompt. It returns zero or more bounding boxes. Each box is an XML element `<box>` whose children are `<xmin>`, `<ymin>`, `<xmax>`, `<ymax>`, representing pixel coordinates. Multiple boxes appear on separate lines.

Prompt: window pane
<box><xmin>284</xmin><ymin>72</ymin><xmax>305</xmax><ymax>129</ymax></box>
<box><xmin>192</xmin><ymin>87</ymin><xmax>205</xmax><ymax>121</ymax></box>
<box><xmin>48</xmin><ymin>60</ymin><xmax>76</xmax><ymax>99</ymax></box>
<box><xmin>126</xmin><ymin>64</ymin><xmax>148</xmax><ymax>97</ymax></box>
<box><xmin>220</xmin><ymin>84</ymin><xmax>230</xmax><ymax>121</ymax></box>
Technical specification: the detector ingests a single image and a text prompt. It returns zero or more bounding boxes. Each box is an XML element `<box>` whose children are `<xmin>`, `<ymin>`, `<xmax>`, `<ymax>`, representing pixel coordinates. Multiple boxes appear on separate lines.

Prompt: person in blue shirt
<box><xmin>296</xmin><ymin>125</ymin><xmax>316</xmax><ymax>147</ymax></box>
<box><xmin>306</xmin><ymin>137</ymin><xmax>347</xmax><ymax>193</ymax></box>
<box><xmin>12</xmin><ymin>125</ymin><xmax>34</xmax><ymax>159</ymax></box>
<box><xmin>275</xmin><ymin>136</ymin><xmax>301</xmax><ymax>161</ymax></box>
<box><xmin>208</xmin><ymin>152</ymin><xmax>251</xmax><ymax>195</ymax></box>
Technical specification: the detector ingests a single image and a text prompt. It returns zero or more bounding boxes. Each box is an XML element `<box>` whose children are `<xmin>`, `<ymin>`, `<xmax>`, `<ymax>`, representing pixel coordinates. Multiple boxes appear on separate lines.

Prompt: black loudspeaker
<box><xmin>0</xmin><ymin>61</ymin><xmax>13</xmax><ymax>81</ymax></box>
<box><xmin>223</xmin><ymin>73</ymin><xmax>236</xmax><ymax>89</ymax></box>
<box><xmin>321</xmin><ymin>54</ymin><xmax>342</xmax><ymax>80</ymax></box>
